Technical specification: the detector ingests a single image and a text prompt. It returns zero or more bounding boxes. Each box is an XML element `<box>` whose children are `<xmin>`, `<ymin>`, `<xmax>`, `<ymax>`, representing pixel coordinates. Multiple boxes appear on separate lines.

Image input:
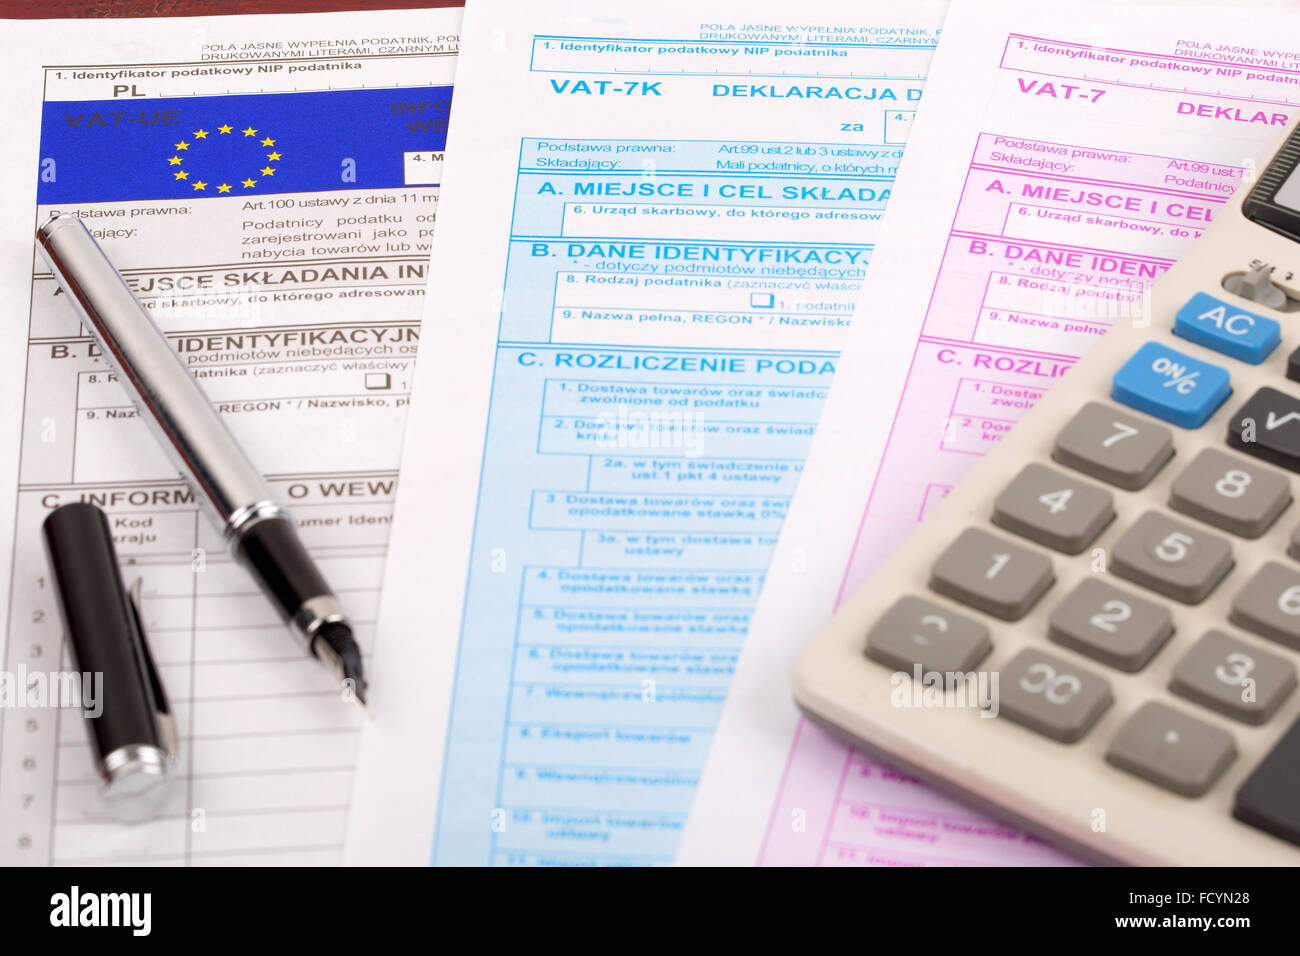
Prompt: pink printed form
<box><xmin>757</xmin><ymin>30</ymin><xmax>1267</xmax><ymax>866</ymax></box>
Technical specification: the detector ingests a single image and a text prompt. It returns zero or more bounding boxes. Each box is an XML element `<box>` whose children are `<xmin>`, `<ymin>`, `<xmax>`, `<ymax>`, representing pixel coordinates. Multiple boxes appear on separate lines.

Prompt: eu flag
<box><xmin>37</xmin><ymin>86</ymin><xmax>451</xmax><ymax>204</ymax></box>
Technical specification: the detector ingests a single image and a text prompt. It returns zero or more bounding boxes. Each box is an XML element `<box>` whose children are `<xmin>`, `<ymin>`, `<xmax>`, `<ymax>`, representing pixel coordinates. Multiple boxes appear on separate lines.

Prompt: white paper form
<box><xmin>678</xmin><ymin>0</ymin><xmax>1300</xmax><ymax>866</ymax></box>
<box><xmin>0</xmin><ymin>8</ymin><xmax>461</xmax><ymax>866</ymax></box>
<box><xmin>347</xmin><ymin>0</ymin><xmax>946</xmax><ymax>865</ymax></box>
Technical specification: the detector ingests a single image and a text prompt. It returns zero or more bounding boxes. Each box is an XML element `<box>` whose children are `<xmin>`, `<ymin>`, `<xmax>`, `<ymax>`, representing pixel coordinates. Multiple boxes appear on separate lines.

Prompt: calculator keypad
<box><xmin>1106</xmin><ymin>702</ymin><xmax>1237</xmax><ymax>797</ymax></box>
<box><xmin>1169</xmin><ymin>630</ymin><xmax>1296</xmax><ymax>725</ymax></box>
<box><xmin>1048</xmin><ymin>578</ymin><xmax>1173</xmax><ymax>672</ymax></box>
<box><xmin>852</xmin><ymin>281</ymin><xmax>1300</xmax><ymax>850</ymax></box>
<box><xmin>997</xmin><ymin>648</ymin><xmax>1112</xmax><ymax>743</ymax></box>
<box><xmin>1111</xmin><ymin>511</ymin><xmax>1233</xmax><ymax>604</ymax></box>
<box><xmin>864</xmin><ymin>596</ymin><xmax>991</xmax><ymax>674</ymax></box>
<box><xmin>1052</xmin><ymin>402</ymin><xmax>1173</xmax><ymax>490</ymax></box>
<box><xmin>1168</xmin><ymin>448</ymin><xmax>1291</xmax><ymax>538</ymax></box>
<box><xmin>928</xmin><ymin>528</ymin><xmax>1053</xmax><ymax>621</ymax></box>
<box><xmin>1229</xmin><ymin>561</ymin><xmax>1300</xmax><ymax>650</ymax></box>
<box><xmin>992</xmin><ymin>464</ymin><xmax>1114</xmax><ymax>554</ymax></box>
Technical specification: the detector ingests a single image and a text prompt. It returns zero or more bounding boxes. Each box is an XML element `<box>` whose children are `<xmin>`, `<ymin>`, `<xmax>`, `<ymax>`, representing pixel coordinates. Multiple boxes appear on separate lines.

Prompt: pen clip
<box><xmin>126</xmin><ymin>577</ymin><xmax>177</xmax><ymax>762</ymax></box>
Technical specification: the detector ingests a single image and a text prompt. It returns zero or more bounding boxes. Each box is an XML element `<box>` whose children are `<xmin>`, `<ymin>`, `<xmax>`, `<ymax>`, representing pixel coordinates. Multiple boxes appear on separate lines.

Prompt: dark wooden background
<box><xmin>0</xmin><ymin>0</ymin><xmax>459</xmax><ymax>18</ymax></box>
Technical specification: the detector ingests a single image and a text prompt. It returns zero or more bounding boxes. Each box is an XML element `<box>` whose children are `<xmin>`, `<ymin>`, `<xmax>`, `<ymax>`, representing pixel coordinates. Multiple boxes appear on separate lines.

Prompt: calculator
<box><xmin>794</xmin><ymin>116</ymin><xmax>1300</xmax><ymax>865</ymax></box>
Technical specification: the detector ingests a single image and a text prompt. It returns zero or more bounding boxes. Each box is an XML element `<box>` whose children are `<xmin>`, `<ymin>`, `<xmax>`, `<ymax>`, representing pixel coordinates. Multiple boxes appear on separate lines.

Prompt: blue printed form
<box><xmin>347</xmin><ymin>0</ymin><xmax>947</xmax><ymax>865</ymax></box>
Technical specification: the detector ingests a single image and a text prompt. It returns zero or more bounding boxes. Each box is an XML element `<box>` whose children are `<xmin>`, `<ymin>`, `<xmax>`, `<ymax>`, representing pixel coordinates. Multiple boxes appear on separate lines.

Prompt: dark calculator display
<box><xmin>1244</xmin><ymin>123</ymin><xmax>1300</xmax><ymax>242</ymax></box>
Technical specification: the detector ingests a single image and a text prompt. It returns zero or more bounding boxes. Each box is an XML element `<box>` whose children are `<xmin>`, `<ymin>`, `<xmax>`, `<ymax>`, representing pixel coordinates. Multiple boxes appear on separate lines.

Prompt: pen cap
<box><xmin>42</xmin><ymin>502</ymin><xmax>173</xmax><ymax>823</ymax></box>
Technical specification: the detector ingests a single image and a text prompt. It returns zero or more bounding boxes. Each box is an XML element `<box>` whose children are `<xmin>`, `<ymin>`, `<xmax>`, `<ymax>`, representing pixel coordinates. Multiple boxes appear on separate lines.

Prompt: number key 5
<box><xmin>1111</xmin><ymin>511</ymin><xmax>1233</xmax><ymax>604</ymax></box>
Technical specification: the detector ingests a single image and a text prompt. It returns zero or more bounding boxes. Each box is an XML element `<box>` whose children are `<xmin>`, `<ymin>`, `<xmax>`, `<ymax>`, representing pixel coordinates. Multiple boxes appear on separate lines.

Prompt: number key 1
<box><xmin>929</xmin><ymin>527</ymin><xmax>1054</xmax><ymax>621</ymax></box>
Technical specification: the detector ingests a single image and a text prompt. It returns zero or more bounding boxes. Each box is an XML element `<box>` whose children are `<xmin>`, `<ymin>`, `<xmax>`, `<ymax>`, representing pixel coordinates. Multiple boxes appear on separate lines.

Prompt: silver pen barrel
<box><xmin>36</xmin><ymin>215</ymin><xmax>367</xmax><ymax>701</ymax></box>
<box><xmin>37</xmin><ymin>215</ymin><xmax>280</xmax><ymax>536</ymax></box>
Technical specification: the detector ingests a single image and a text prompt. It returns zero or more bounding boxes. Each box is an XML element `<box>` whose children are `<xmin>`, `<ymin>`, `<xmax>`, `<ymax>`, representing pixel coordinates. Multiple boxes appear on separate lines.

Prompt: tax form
<box><xmin>678</xmin><ymin>0</ymin><xmax>1300</xmax><ymax>866</ymax></box>
<box><xmin>347</xmin><ymin>0</ymin><xmax>946</xmax><ymax>865</ymax></box>
<box><xmin>0</xmin><ymin>8</ymin><xmax>460</xmax><ymax>865</ymax></box>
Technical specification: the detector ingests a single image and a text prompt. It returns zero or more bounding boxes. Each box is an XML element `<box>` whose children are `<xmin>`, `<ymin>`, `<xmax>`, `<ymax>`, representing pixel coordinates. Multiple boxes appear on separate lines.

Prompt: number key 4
<box><xmin>992</xmin><ymin>464</ymin><xmax>1115</xmax><ymax>554</ymax></box>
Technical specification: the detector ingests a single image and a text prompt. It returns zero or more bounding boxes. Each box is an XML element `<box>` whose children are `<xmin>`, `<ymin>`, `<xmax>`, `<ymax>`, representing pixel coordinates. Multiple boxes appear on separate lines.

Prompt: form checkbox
<box><xmin>750</xmin><ymin>292</ymin><xmax>774</xmax><ymax>308</ymax></box>
<box><xmin>364</xmin><ymin>372</ymin><xmax>392</xmax><ymax>390</ymax></box>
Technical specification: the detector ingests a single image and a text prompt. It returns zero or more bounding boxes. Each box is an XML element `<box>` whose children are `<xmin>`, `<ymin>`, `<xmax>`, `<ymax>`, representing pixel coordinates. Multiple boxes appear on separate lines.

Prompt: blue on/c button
<box><xmin>1172</xmin><ymin>292</ymin><xmax>1280</xmax><ymax>364</ymax></box>
<box><xmin>1111</xmin><ymin>342</ymin><xmax>1231</xmax><ymax>428</ymax></box>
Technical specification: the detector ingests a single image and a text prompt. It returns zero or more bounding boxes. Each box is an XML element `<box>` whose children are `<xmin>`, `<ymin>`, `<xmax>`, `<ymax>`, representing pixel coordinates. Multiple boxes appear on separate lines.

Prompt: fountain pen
<box><xmin>37</xmin><ymin>215</ymin><xmax>367</xmax><ymax>703</ymax></box>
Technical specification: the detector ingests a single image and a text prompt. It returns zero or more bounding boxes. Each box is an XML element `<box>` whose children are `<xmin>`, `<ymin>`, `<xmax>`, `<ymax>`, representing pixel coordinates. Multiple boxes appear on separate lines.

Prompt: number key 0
<box><xmin>996</xmin><ymin>648</ymin><xmax>1113</xmax><ymax>742</ymax></box>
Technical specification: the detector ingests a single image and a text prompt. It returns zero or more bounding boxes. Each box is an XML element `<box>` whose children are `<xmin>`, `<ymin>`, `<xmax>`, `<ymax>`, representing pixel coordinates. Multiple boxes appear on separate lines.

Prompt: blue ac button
<box><xmin>1173</xmin><ymin>292</ymin><xmax>1280</xmax><ymax>364</ymax></box>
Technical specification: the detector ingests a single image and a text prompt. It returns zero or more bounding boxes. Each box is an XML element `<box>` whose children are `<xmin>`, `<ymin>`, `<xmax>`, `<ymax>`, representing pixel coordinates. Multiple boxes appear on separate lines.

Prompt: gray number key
<box><xmin>864</xmin><ymin>596</ymin><xmax>992</xmax><ymax>674</ymax></box>
<box><xmin>1111</xmin><ymin>511</ymin><xmax>1233</xmax><ymax>604</ymax></box>
<box><xmin>1230</xmin><ymin>561</ymin><xmax>1300</xmax><ymax>650</ymax></box>
<box><xmin>992</xmin><ymin>464</ymin><xmax>1115</xmax><ymax>554</ymax></box>
<box><xmin>997</xmin><ymin>648</ymin><xmax>1113</xmax><ymax>742</ymax></box>
<box><xmin>1169</xmin><ymin>448</ymin><xmax>1290</xmax><ymax>538</ymax></box>
<box><xmin>929</xmin><ymin>527</ymin><xmax>1054</xmax><ymax>621</ymax></box>
<box><xmin>1048</xmin><ymin>577</ymin><xmax>1173</xmax><ymax>672</ymax></box>
<box><xmin>1170</xmin><ymin>630</ymin><xmax>1296</xmax><ymax>725</ymax></box>
<box><xmin>1106</xmin><ymin>701</ymin><xmax>1236</xmax><ymax>796</ymax></box>
<box><xmin>1053</xmin><ymin>402</ymin><xmax>1174</xmax><ymax>490</ymax></box>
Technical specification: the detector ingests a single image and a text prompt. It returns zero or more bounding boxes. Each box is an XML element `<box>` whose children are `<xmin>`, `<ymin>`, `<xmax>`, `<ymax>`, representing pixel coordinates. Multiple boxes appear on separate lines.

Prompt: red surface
<box><xmin>0</xmin><ymin>0</ymin><xmax>459</xmax><ymax>18</ymax></box>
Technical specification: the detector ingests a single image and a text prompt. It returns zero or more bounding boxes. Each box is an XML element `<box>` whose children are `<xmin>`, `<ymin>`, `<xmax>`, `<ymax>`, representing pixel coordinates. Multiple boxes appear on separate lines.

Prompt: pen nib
<box><xmin>314</xmin><ymin>621</ymin><xmax>369</xmax><ymax>707</ymax></box>
<box><xmin>347</xmin><ymin>665</ymin><xmax>369</xmax><ymax>708</ymax></box>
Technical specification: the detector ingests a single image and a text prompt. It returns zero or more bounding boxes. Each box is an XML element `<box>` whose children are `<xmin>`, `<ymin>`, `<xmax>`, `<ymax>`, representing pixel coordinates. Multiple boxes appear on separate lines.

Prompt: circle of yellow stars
<box><xmin>166</xmin><ymin>124</ymin><xmax>283</xmax><ymax>193</ymax></box>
